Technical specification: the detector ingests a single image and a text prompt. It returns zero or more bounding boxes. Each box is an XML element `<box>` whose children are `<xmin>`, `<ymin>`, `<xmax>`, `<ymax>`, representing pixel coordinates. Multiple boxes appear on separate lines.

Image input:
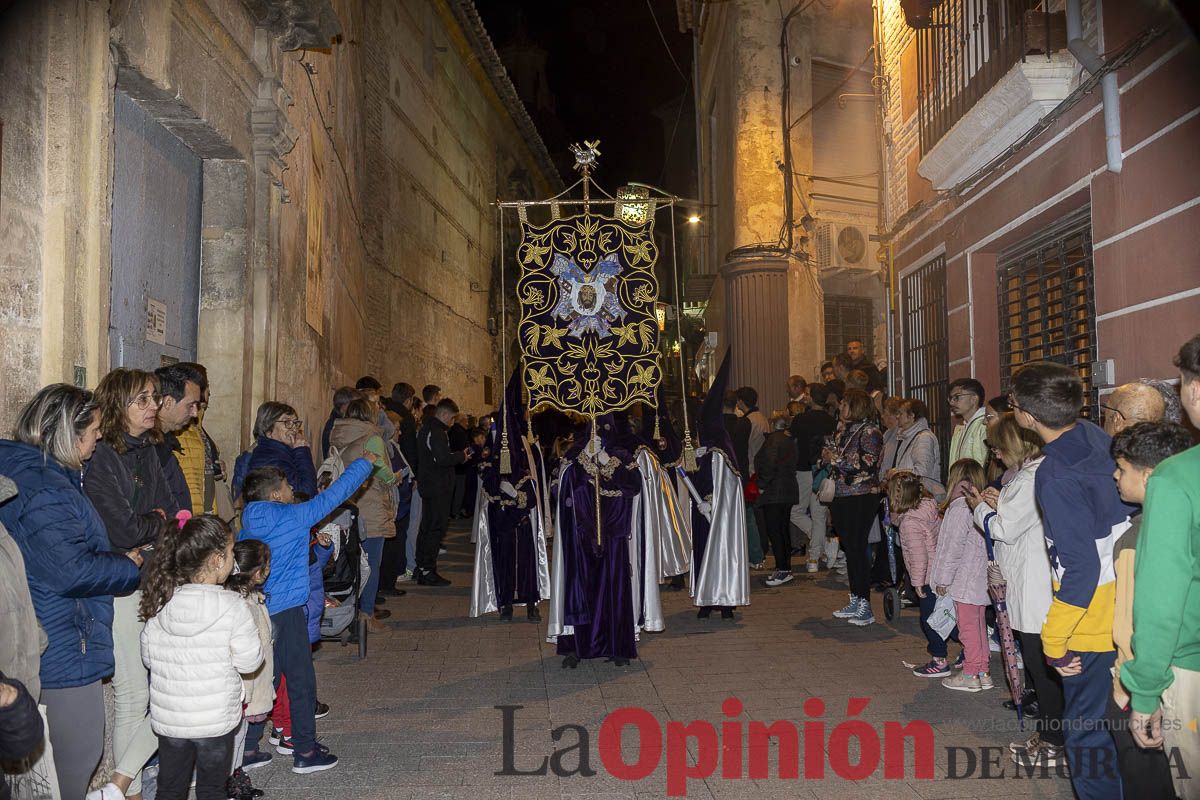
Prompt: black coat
<box><xmin>754</xmin><ymin>430</ymin><xmax>799</xmax><ymax>506</ymax></box>
<box><xmin>789</xmin><ymin>409</ymin><xmax>837</xmax><ymax>472</ymax></box>
<box><xmin>388</xmin><ymin>403</ymin><xmax>419</xmax><ymax>475</ymax></box>
<box><xmin>722</xmin><ymin>412</ymin><xmax>751</xmax><ymax>476</ymax></box>
<box><xmin>154</xmin><ymin>434</ymin><xmax>193</xmax><ymax>512</ymax></box>
<box><xmin>417</xmin><ymin>418</ymin><xmax>465</xmax><ymax>498</ymax></box>
<box><xmin>85</xmin><ymin>433</ymin><xmax>178</xmax><ymax>551</ymax></box>
<box><xmin>448</xmin><ymin>423</ymin><xmax>470</xmax><ymax>475</ymax></box>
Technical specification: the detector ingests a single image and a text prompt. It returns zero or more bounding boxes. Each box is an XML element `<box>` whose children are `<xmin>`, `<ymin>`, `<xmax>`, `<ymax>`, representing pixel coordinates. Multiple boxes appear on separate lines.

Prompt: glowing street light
<box><xmin>687</xmin><ymin>214</ymin><xmax>701</xmax><ymax>224</ymax></box>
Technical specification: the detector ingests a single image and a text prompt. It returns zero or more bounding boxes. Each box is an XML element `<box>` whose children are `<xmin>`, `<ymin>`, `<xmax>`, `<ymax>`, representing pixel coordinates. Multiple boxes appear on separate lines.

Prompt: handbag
<box><xmin>817</xmin><ymin>475</ymin><xmax>836</xmax><ymax>504</ymax></box>
<box><xmin>744</xmin><ymin>473</ymin><xmax>761</xmax><ymax>504</ymax></box>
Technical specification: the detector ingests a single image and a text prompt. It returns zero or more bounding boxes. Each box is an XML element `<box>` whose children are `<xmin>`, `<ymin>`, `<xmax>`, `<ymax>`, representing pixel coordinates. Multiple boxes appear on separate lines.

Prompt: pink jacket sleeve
<box><xmin>898</xmin><ymin>499</ymin><xmax>939</xmax><ymax>587</ymax></box>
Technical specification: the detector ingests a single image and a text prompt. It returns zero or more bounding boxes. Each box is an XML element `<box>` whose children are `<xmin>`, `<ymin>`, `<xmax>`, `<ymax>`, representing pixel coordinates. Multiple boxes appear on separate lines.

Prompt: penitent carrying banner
<box><xmin>516</xmin><ymin>211</ymin><xmax>662</xmax><ymax>415</ymax></box>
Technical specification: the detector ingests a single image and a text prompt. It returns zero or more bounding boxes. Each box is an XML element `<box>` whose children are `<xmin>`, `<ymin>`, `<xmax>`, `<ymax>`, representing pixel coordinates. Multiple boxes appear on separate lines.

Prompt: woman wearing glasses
<box><xmin>84</xmin><ymin>368</ymin><xmax>180</xmax><ymax>800</ymax></box>
<box><xmin>230</xmin><ymin>402</ymin><xmax>317</xmax><ymax>501</ymax></box>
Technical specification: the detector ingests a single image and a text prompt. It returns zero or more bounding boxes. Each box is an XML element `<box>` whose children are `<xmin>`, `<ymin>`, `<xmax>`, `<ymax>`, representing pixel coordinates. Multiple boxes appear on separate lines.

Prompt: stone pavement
<box><xmin>254</xmin><ymin>522</ymin><xmax>1076</xmax><ymax>800</ymax></box>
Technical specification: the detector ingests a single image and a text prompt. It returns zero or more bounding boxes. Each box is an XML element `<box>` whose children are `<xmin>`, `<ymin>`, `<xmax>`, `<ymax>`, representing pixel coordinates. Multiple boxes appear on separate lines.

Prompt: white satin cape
<box><xmin>687</xmin><ymin>449</ymin><xmax>750</xmax><ymax>608</ymax></box>
<box><xmin>469</xmin><ymin>447</ymin><xmax>552</xmax><ymax>617</ymax></box>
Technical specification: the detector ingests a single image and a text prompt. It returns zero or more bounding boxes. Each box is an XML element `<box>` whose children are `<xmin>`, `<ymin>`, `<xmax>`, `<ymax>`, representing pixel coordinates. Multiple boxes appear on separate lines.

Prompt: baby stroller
<box><xmin>319</xmin><ymin>503</ymin><xmax>369</xmax><ymax>658</ymax></box>
<box><xmin>880</xmin><ymin>502</ymin><xmax>915</xmax><ymax>621</ymax></box>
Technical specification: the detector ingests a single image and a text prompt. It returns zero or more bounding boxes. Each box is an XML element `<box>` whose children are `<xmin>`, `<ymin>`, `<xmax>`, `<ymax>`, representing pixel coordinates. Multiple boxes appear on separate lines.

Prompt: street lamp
<box><xmin>687</xmin><ymin>214</ymin><xmax>700</xmax><ymax>224</ymax></box>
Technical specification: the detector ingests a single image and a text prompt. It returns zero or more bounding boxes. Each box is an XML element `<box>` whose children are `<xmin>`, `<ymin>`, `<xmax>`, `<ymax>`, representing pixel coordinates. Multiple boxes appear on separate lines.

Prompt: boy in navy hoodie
<box><xmin>238</xmin><ymin>455</ymin><xmax>373</xmax><ymax>774</ymax></box>
<box><xmin>1010</xmin><ymin>362</ymin><xmax>1132</xmax><ymax>799</ymax></box>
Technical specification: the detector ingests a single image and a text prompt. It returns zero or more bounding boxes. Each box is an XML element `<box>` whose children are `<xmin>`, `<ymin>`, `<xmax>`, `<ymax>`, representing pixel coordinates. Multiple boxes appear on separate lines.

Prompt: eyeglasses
<box><xmin>948</xmin><ymin>393</ymin><xmax>971</xmax><ymax>402</ymax></box>
<box><xmin>1099</xmin><ymin>404</ymin><xmax>1134</xmax><ymax>428</ymax></box>
<box><xmin>280</xmin><ymin>419</ymin><xmax>302</xmax><ymax>430</ymax></box>
<box><xmin>128</xmin><ymin>393</ymin><xmax>163</xmax><ymax>410</ymax></box>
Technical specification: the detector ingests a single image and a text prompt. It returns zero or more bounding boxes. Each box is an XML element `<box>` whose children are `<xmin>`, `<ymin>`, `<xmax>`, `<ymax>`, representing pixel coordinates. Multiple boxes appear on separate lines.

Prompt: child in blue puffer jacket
<box><xmin>237</xmin><ymin>455</ymin><xmax>373</xmax><ymax>774</ymax></box>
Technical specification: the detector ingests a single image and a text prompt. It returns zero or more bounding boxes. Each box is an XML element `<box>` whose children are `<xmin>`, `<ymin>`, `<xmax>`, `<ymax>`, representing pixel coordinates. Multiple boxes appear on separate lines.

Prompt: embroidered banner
<box><xmin>516</xmin><ymin>212</ymin><xmax>661</xmax><ymax>415</ymax></box>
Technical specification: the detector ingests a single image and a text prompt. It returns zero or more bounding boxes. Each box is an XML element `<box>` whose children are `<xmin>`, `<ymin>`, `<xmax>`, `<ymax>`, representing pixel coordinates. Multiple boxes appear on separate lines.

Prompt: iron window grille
<box><xmin>900</xmin><ymin>255</ymin><xmax>951</xmax><ymax>471</ymax></box>
<box><xmin>824</xmin><ymin>295</ymin><xmax>874</xmax><ymax>365</ymax></box>
<box><xmin>997</xmin><ymin>207</ymin><xmax>1099</xmax><ymax>420</ymax></box>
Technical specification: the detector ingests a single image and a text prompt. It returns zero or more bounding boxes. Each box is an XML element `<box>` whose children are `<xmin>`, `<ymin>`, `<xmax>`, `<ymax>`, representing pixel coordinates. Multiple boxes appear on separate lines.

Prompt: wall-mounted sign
<box><xmin>146</xmin><ymin>298</ymin><xmax>167</xmax><ymax>345</ymax></box>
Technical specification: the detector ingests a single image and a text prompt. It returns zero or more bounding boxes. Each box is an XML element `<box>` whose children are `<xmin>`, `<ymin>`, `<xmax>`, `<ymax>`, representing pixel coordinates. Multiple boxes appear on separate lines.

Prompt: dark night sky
<box><xmin>477</xmin><ymin>0</ymin><xmax>694</xmax><ymax>195</ymax></box>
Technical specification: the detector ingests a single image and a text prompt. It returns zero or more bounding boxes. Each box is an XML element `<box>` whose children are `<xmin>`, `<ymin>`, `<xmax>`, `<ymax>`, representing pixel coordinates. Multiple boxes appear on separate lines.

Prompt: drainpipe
<box><xmin>1067</xmin><ymin>0</ymin><xmax>1122</xmax><ymax>173</ymax></box>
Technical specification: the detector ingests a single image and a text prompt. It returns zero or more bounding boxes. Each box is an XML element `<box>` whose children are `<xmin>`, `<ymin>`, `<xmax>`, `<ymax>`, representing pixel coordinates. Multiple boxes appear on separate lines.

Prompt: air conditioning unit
<box><xmin>814</xmin><ymin>222</ymin><xmax>878</xmax><ymax>272</ymax></box>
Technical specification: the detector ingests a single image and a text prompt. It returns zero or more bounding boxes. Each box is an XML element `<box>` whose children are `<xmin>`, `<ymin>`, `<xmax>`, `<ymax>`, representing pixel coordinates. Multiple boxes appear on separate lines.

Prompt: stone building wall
<box><xmin>0</xmin><ymin>0</ymin><xmax>555</xmax><ymax>457</ymax></box>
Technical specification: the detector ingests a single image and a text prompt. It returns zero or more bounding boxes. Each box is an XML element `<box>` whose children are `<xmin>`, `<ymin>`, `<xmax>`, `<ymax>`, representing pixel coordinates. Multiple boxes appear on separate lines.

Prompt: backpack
<box><xmin>316</xmin><ymin>445</ymin><xmax>346</xmax><ymax>489</ymax></box>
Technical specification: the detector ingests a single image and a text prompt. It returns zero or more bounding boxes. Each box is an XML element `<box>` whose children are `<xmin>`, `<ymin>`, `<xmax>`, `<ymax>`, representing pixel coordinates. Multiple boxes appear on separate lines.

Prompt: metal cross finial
<box><xmin>569</xmin><ymin>140</ymin><xmax>601</xmax><ymax>175</ymax></box>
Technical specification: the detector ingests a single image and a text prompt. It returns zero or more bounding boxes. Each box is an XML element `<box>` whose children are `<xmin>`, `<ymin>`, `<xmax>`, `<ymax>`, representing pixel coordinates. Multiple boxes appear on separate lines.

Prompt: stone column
<box><xmin>719</xmin><ymin>1</ymin><xmax>824</xmax><ymax>412</ymax></box>
<box><xmin>722</xmin><ymin>252</ymin><xmax>823</xmax><ymax>413</ymax></box>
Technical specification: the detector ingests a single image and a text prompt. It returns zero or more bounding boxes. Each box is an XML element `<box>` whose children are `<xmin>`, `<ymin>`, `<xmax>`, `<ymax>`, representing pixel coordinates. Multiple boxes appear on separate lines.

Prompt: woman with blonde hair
<box><xmin>964</xmin><ymin>413</ymin><xmax>1063</xmax><ymax>767</ymax></box>
<box><xmin>85</xmin><ymin>368</ymin><xmax>179</xmax><ymax>800</ymax></box>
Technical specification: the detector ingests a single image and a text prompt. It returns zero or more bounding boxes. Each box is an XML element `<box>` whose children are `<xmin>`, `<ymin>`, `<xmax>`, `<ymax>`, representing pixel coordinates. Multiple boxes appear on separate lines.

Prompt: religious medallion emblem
<box><xmin>516</xmin><ymin>212</ymin><xmax>661</xmax><ymax>415</ymax></box>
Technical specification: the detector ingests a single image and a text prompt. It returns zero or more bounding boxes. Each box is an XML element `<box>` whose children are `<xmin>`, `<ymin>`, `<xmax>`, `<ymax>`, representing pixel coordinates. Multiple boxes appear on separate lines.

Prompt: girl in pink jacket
<box><xmin>888</xmin><ymin>472</ymin><xmax>961</xmax><ymax>677</ymax></box>
<box><xmin>931</xmin><ymin>460</ymin><xmax>992</xmax><ymax>693</ymax></box>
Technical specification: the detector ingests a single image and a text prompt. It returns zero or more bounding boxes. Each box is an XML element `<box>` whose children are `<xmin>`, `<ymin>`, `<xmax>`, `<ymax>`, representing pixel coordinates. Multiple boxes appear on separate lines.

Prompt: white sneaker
<box><xmin>395</xmin><ymin>570</ymin><xmax>413</xmax><ymax>585</ymax></box>
<box><xmin>764</xmin><ymin>571</ymin><xmax>794</xmax><ymax>587</ymax></box>
<box><xmin>833</xmin><ymin>595</ymin><xmax>860</xmax><ymax>618</ymax></box>
<box><xmin>978</xmin><ymin>672</ymin><xmax>995</xmax><ymax>690</ymax></box>
<box><xmin>806</xmin><ymin>560</ymin><xmax>819</xmax><ymax>573</ymax></box>
<box><xmin>85</xmin><ymin>784</ymin><xmax>124</xmax><ymax>800</ymax></box>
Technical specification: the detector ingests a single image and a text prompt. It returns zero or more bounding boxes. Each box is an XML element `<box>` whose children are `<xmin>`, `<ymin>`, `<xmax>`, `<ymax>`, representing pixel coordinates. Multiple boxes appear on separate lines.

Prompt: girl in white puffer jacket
<box><xmin>139</xmin><ymin>514</ymin><xmax>264</xmax><ymax>800</ymax></box>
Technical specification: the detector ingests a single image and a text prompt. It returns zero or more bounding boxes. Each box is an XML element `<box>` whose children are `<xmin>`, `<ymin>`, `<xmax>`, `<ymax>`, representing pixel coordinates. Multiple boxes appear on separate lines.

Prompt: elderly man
<box><xmin>787</xmin><ymin>375</ymin><xmax>808</xmax><ymax>404</ymax></box>
<box><xmin>1101</xmin><ymin>381</ymin><xmax>1168</xmax><ymax>436</ymax></box>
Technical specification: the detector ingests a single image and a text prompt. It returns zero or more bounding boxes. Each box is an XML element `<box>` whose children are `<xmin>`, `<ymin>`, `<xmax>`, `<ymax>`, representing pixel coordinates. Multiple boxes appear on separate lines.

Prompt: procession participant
<box><xmin>547</xmin><ymin>415</ymin><xmax>642</xmax><ymax>667</ymax></box>
<box><xmin>470</xmin><ymin>371</ymin><xmax>550</xmax><ymax>622</ymax></box>
<box><xmin>636</xmin><ymin>389</ymin><xmax>691</xmax><ymax>595</ymax></box>
<box><xmin>685</xmin><ymin>355</ymin><xmax>751</xmax><ymax>621</ymax></box>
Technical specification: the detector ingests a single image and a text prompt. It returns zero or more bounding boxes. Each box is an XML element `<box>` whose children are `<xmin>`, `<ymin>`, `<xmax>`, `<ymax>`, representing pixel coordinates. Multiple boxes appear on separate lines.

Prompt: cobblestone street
<box><xmin>254</xmin><ymin>522</ymin><xmax>1075</xmax><ymax>800</ymax></box>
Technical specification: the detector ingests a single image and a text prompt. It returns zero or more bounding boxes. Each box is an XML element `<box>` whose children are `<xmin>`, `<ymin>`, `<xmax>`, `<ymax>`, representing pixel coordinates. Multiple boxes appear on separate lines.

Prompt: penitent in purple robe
<box><xmin>554</xmin><ymin>443</ymin><xmax>642</xmax><ymax>661</ymax></box>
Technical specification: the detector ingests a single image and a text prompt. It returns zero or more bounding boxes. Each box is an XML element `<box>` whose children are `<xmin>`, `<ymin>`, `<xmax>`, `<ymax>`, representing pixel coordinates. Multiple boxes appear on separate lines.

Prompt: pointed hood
<box><xmin>492</xmin><ymin>368</ymin><xmax>531</xmax><ymax>477</ymax></box>
<box><xmin>698</xmin><ymin>351</ymin><xmax>735</xmax><ymax>462</ymax></box>
<box><xmin>639</xmin><ymin>384</ymin><xmax>682</xmax><ymax>464</ymax></box>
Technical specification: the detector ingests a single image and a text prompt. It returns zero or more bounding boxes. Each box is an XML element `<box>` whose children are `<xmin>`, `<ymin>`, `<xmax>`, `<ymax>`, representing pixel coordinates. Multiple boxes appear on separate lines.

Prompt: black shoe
<box><xmin>375</xmin><ymin>594</ymin><xmax>387</xmax><ymax>606</ymax></box>
<box><xmin>666</xmin><ymin>576</ymin><xmax>685</xmax><ymax>591</ymax></box>
<box><xmin>562</xmin><ymin>654</ymin><xmax>580</xmax><ymax>669</ymax></box>
<box><xmin>721</xmin><ymin>608</ymin><xmax>735</xmax><ymax>621</ymax></box>
<box><xmin>377</xmin><ymin>587</ymin><xmax>402</xmax><ymax>597</ymax></box>
<box><xmin>526</xmin><ymin>604</ymin><xmax>541</xmax><ymax>622</ymax></box>
<box><xmin>417</xmin><ymin>570</ymin><xmax>451</xmax><ymax>587</ymax></box>
<box><xmin>697</xmin><ymin>607</ymin><xmax>712</xmax><ymax>620</ymax></box>
<box><xmin>1003</xmin><ymin>690</ymin><xmax>1038</xmax><ymax>711</ymax></box>
<box><xmin>500</xmin><ymin>604</ymin><xmax>513</xmax><ymax>621</ymax></box>
<box><xmin>608</xmin><ymin>657</ymin><xmax>630</xmax><ymax>667</ymax></box>
<box><xmin>372</xmin><ymin>608</ymin><xmax>391</xmax><ymax>620</ymax></box>
<box><xmin>314</xmin><ymin>700</ymin><xmax>330</xmax><ymax>719</ymax></box>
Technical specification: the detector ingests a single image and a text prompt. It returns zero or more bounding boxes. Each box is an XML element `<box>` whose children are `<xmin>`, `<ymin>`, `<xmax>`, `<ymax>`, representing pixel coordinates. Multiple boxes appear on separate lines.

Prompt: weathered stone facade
<box><xmin>680</xmin><ymin>0</ymin><xmax>881</xmax><ymax>410</ymax></box>
<box><xmin>0</xmin><ymin>0</ymin><xmax>556</xmax><ymax>458</ymax></box>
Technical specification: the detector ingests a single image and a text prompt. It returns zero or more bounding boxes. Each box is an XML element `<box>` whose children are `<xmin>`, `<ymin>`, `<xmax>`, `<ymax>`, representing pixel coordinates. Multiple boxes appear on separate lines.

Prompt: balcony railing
<box><xmin>916</xmin><ymin>0</ymin><xmax>1065</xmax><ymax>156</ymax></box>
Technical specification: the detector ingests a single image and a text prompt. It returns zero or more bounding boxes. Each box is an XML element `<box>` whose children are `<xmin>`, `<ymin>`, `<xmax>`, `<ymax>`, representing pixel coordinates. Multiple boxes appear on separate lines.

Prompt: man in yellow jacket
<box><xmin>173</xmin><ymin>363</ymin><xmax>220</xmax><ymax>515</ymax></box>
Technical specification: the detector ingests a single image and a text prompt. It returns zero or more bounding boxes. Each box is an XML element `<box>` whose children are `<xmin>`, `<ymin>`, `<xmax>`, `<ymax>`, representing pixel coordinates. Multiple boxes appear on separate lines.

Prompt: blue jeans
<box><xmin>360</xmin><ymin>536</ymin><xmax>384</xmax><ymax>615</ymax></box>
<box><xmin>270</xmin><ymin>607</ymin><xmax>316</xmax><ymax>755</ymax></box>
<box><xmin>917</xmin><ymin>585</ymin><xmax>959</xmax><ymax>659</ymax></box>
<box><xmin>1061</xmin><ymin>651</ymin><xmax>1122</xmax><ymax>800</ymax></box>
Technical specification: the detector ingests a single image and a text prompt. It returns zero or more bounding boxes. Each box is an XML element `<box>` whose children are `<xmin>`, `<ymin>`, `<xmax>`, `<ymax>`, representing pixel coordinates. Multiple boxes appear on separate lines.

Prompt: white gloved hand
<box><xmin>698</xmin><ymin>500</ymin><xmax>713</xmax><ymax>521</ymax></box>
<box><xmin>500</xmin><ymin>481</ymin><xmax>518</xmax><ymax>498</ymax></box>
<box><xmin>597</xmin><ymin>449</ymin><xmax>611</xmax><ymax>465</ymax></box>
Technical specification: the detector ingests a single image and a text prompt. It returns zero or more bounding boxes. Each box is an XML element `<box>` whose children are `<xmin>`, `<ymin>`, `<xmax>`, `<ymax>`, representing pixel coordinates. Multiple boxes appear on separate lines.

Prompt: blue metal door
<box><xmin>109</xmin><ymin>90</ymin><xmax>202</xmax><ymax>368</ymax></box>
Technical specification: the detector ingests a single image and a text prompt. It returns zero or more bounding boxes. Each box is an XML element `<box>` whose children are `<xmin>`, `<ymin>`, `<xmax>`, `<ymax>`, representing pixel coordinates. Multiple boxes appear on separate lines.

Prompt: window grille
<box><xmin>824</xmin><ymin>295</ymin><xmax>874</xmax><ymax>363</ymax></box>
<box><xmin>900</xmin><ymin>256</ymin><xmax>951</xmax><ymax>468</ymax></box>
<box><xmin>997</xmin><ymin>207</ymin><xmax>1099</xmax><ymax>420</ymax></box>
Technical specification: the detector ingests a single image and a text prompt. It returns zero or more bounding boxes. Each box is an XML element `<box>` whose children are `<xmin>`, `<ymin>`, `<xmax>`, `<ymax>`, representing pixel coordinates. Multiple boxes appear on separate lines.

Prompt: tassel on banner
<box><xmin>653</xmin><ymin>408</ymin><xmax>661</xmax><ymax>441</ymax></box>
<box><xmin>681</xmin><ymin>430</ymin><xmax>698</xmax><ymax>473</ymax></box>
<box><xmin>499</xmin><ymin>431</ymin><xmax>512</xmax><ymax>475</ymax></box>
